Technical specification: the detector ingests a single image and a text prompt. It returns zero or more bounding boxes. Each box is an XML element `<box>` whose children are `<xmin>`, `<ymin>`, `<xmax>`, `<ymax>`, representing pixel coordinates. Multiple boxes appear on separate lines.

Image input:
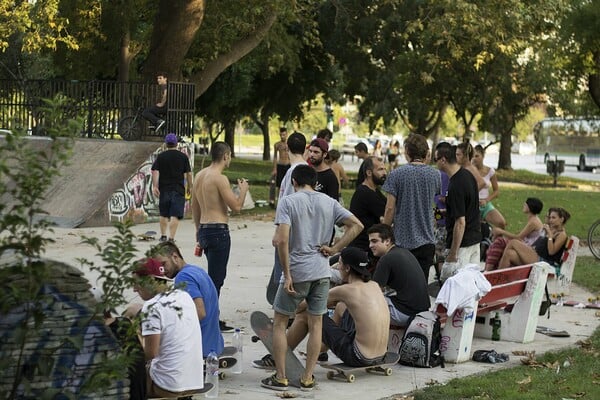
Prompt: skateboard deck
<box><xmin>250</xmin><ymin>311</ymin><xmax>303</xmax><ymax>388</ymax></box>
<box><xmin>321</xmin><ymin>352</ymin><xmax>400</xmax><ymax>383</ymax></box>
<box><xmin>219</xmin><ymin>345</ymin><xmax>238</xmax><ymax>369</ymax></box>
<box><xmin>561</xmin><ymin>300</ymin><xmax>600</xmax><ymax>309</ymax></box>
<box><xmin>137</xmin><ymin>230</ymin><xmax>156</xmax><ymax>241</ymax></box>
<box><xmin>266</xmin><ymin>268</ymin><xmax>278</xmax><ymax>306</ymax></box>
<box><xmin>536</xmin><ymin>326</ymin><xmax>570</xmax><ymax>337</ymax></box>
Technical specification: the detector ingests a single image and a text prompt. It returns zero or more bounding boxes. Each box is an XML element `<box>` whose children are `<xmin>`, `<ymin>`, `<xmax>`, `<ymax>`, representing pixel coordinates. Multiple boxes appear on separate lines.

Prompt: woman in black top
<box><xmin>498</xmin><ymin>207</ymin><xmax>570</xmax><ymax>269</ymax></box>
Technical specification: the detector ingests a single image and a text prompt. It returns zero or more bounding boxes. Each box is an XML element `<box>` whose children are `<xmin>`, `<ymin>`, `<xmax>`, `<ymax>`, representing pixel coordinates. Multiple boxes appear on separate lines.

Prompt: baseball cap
<box><xmin>310</xmin><ymin>138</ymin><xmax>329</xmax><ymax>153</ymax></box>
<box><xmin>340</xmin><ymin>247</ymin><xmax>370</xmax><ymax>277</ymax></box>
<box><xmin>165</xmin><ymin>133</ymin><xmax>178</xmax><ymax>145</ymax></box>
<box><xmin>133</xmin><ymin>258</ymin><xmax>172</xmax><ymax>281</ymax></box>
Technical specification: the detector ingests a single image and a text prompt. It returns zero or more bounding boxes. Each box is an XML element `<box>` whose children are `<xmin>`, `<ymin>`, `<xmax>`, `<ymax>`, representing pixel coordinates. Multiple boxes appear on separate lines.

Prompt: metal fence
<box><xmin>0</xmin><ymin>80</ymin><xmax>195</xmax><ymax>138</ymax></box>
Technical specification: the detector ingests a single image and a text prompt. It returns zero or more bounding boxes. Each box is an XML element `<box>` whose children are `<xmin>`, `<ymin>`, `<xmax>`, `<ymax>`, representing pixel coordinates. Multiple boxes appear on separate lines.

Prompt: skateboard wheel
<box><xmin>251</xmin><ymin>335</ymin><xmax>260</xmax><ymax>343</ymax></box>
<box><xmin>327</xmin><ymin>371</ymin><xmax>335</xmax><ymax>380</ymax></box>
<box><xmin>219</xmin><ymin>372</ymin><xmax>226</xmax><ymax>380</ymax></box>
<box><xmin>347</xmin><ymin>374</ymin><xmax>355</xmax><ymax>383</ymax></box>
<box><xmin>220</xmin><ymin>359</ymin><xmax>228</xmax><ymax>368</ymax></box>
<box><xmin>385</xmin><ymin>368</ymin><xmax>392</xmax><ymax>376</ymax></box>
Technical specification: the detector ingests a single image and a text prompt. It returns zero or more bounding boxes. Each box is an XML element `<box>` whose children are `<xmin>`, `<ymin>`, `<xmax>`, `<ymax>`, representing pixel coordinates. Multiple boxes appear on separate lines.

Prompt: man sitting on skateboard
<box><xmin>288</xmin><ymin>247</ymin><xmax>390</xmax><ymax>367</ymax></box>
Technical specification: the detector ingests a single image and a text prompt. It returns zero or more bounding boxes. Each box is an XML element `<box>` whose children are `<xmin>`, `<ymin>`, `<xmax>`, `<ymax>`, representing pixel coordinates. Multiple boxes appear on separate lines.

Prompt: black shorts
<box><xmin>158</xmin><ymin>191</ymin><xmax>185</xmax><ymax>219</ymax></box>
<box><xmin>276</xmin><ymin>164</ymin><xmax>291</xmax><ymax>187</ymax></box>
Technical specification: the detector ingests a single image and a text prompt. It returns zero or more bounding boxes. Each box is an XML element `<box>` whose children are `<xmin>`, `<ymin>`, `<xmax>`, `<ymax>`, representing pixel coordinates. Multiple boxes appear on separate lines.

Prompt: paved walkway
<box><xmin>43</xmin><ymin>217</ymin><xmax>599</xmax><ymax>400</ymax></box>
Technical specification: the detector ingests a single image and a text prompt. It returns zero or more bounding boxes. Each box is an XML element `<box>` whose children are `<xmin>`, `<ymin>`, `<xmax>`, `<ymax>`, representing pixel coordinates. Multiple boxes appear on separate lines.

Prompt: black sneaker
<box><xmin>261</xmin><ymin>373</ymin><xmax>288</xmax><ymax>391</ymax></box>
<box><xmin>318</xmin><ymin>352</ymin><xmax>328</xmax><ymax>362</ymax></box>
<box><xmin>300</xmin><ymin>375</ymin><xmax>315</xmax><ymax>391</ymax></box>
<box><xmin>219</xmin><ymin>320</ymin><xmax>235</xmax><ymax>332</ymax></box>
<box><xmin>159</xmin><ymin>235</ymin><xmax>168</xmax><ymax>242</ymax></box>
<box><xmin>252</xmin><ymin>353</ymin><xmax>276</xmax><ymax>370</ymax></box>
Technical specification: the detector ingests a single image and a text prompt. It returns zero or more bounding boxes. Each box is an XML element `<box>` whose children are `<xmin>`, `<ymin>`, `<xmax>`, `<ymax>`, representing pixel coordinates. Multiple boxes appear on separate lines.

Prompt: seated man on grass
<box><xmin>287</xmin><ymin>247</ymin><xmax>390</xmax><ymax>367</ymax></box>
<box><xmin>132</xmin><ymin>258</ymin><xmax>210</xmax><ymax>398</ymax></box>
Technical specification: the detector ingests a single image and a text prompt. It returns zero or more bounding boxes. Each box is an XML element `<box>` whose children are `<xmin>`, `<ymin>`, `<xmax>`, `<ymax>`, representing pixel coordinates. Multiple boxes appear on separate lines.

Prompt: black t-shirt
<box><xmin>446</xmin><ymin>168</ymin><xmax>481</xmax><ymax>248</ymax></box>
<box><xmin>373</xmin><ymin>247</ymin><xmax>431</xmax><ymax>316</ymax></box>
<box><xmin>356</xmin><ymin>161</ymin><xmax>366</xmax><ymax>188</ymax></box>
<box><xmin>151</xmin><ymin>148</ymin><xmax>191</xmax><ymax>195</ymax></box>
<box><xmin>315</xmin><ymin>168</ymin><xmax>340</xmax><ymax>200</ymax></box>
<box><xmin>349</xmin><ymin>184</ymin><xmax>386</xmax><ymax>251</ymax></box>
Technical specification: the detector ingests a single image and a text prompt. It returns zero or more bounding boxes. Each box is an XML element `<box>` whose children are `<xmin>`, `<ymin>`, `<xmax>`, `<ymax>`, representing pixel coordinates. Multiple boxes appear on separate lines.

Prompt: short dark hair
<box><xmin>279</xmin><ymin>127</ymin><xmax>288</xmax><ymax>133</ymax></box>
<box><xmin>328</xmin><ymin>149</ymin><xmax>341</xmax><ymax>162</ymax></box>
<box><xmin>362</xmin><ymin>156</ymin><xmax>380</xmax><ymax>174</ymax></box>
<box><xmin>291</xmin><ymin>164</ymin><xmax>317</xmax><ymax>188</ymax></box>
<box><xmin>404</xmin><ymin>134</ymin><xmax>429</xmax><ymax>160</ymax></box>
<box><xmin>287</xmin><ymin>132</ymin><xmax>307</xmax><ymax>155</ymax></box>
<box><xmin>157</xmin><ymin>72</ymin><xmax>168</xmax><ymax>79</ymax></box>
<box><xmin>151</xmin><ymin>241</ymin><xmax>183</xmax><ymax>259</ymax></box>
<box><xmin>435</xmin><ymin>142</ymin><xmax>457</xmax><ymax>164</ymax></box>
<box><xmin>354</xmin><ymin>142</ymin><xmax>368</xmax><ymax>153</ymax></box>
<box><xmin>525</xmin><ymin>197</ymin><xmax>543</xmax><ymax>215</ymax></box>
<box><xmin>367</xmin><ymin>223</ymin><xmax>395</xmax><ymax>243</ymax></box>
<box><xmin>211</xmin><ymin>141</ymin><xmax>231</xmax><ymax>161</ymax></box>
<box><xmin>317</xmin><ymin>128</ymin><xmax>333</xmax><ymax>141</ymax></box>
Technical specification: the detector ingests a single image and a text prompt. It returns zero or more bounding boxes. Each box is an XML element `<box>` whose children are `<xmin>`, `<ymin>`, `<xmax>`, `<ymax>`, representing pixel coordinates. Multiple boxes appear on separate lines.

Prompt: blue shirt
<box><xmin>175</xmin><ymin>264</ymin><xmax>224</xmax><ymax>357</ymax></box>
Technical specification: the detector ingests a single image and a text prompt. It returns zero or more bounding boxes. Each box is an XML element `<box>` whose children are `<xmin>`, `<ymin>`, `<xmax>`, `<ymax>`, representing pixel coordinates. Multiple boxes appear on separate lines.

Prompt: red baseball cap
<box><xmin>134</xmin><ymin>258</ymin><xmax>172</xmax><ymax>281</ymax></box>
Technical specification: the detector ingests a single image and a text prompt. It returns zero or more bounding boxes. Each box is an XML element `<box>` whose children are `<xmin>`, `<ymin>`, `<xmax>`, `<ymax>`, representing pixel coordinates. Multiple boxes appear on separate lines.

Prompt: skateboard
<box><xmin>250</xmin><ymin>311</ymin><xmax>303</xmax><ymax>388</ymax></box>
<box><xmin>536</xmin><ymin>326</ymin><xmax>570</xmax><ymax>337</ymax></box>
<box><xmin>137</xmin><ymin>230</ymin><xmax>156</xmax><ymax>241</ymax></box>
<box><xmin>266</xmin><ymin>267</ymin><xmax>278</xmax><ymax>306</ymax></box>
<box><xmin>561</xmin><ymin>300</ymin><xmax>600</xmax><ymax>309</ymax></box>
<box><xmin>204</xmin><ymin>346</ymin><xmax>238</xmax><ymax>380</ymax></box>
<box><xmin>321</xmin><ymin>352</ymin><xmax>400</xmax><ymax>383</ymax></box>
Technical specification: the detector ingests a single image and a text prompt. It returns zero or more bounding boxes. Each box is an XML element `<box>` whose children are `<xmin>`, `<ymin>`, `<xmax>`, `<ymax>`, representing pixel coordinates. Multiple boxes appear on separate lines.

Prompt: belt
<box><xmin>199</xmin><ymin>223</ymin><xmax>228</xmax><ymax>229</ymax></box>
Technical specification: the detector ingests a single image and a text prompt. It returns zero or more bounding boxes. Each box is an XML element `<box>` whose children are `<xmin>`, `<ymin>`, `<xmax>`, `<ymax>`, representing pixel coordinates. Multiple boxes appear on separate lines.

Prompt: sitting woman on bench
<box><xmin>484</xmin><ymin>197</ymin><xmax>544</xmax><ymax>271</ymax></box>
<box><xmin>498</xmin><ymin>207</ymin><xmax>570</xmax><ymax>269</ymax></box>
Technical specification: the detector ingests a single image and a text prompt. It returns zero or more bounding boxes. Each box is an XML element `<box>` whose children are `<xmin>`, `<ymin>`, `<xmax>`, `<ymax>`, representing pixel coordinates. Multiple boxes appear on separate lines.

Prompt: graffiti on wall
<box><xmin>108</xmin><ymin>142</ymin><xmax>194</xmax><ymax>224</ymax></box>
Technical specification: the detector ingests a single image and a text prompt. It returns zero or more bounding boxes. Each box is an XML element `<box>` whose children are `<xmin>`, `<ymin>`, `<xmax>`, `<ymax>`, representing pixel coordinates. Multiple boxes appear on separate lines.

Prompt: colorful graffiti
<box><xmin>108</xmin><ymin>142</ymin><xmax>194</xmax><ymax>224</ymax></box>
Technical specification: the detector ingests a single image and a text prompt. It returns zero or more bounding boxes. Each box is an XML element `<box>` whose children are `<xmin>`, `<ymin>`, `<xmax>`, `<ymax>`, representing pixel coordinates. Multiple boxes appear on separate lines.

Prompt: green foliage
<box><xmin>0</xmin><ymin>97</ymin><xmax>138</xmax><ymax>398</ymax></box>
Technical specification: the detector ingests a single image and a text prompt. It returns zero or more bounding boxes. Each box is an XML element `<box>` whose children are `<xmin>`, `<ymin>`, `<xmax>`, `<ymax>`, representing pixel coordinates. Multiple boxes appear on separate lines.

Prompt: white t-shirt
<box><xmin>142</xmin><ymin>289</ymin><xmax>204</xmax><ymax>392</ymax></box>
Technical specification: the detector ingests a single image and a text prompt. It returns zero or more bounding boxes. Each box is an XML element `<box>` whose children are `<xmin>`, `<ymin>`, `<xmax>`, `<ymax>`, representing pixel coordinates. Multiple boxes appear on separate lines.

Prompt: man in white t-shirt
<box><xmin>133</xmin><ymin>258</ymin><xmax>209</xmax><ymax>397</ymax></box>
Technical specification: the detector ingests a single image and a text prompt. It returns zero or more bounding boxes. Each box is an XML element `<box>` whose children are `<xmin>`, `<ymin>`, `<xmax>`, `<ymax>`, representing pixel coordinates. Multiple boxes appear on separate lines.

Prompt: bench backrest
<box><xmin>480</xmin><ymin>264</ymin><xmax>533</xmax><ymax>304</ymax></box>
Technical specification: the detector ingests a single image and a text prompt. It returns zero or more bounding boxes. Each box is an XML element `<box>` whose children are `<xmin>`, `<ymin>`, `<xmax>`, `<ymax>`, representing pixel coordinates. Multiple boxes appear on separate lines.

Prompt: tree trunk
<box><xmin>224</xmin><ymin>119</ymin><xmax>236</xmax><ymax>158</ymax></box>
<box><xmin>143</xmin><ymin>0</ymin><xmax>206</xmax><ymax>81</ymax></box>
<box><xmin>261</xmin><ymin>113</ymin><xmax>271</xmax><ymax>161</ymax></box>
<box><xmin>588</xmin><ymin>50</ymin><xmax>600</xmax><ymax>110</ymax></box>
<box><xmin>497</xmin><ymin>128</ymin><xmax>513</xmax><ymax>170</ymax></box>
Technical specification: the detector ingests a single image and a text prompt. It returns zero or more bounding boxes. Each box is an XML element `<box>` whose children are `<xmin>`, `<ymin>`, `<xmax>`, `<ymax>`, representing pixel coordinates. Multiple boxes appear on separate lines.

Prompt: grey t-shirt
<box><xmin>278</xmin><ymin>161</ymin><xmax>308</xmax><ymax>200</ymax></box>
<box><xmin>275</xmin><ymin>190</ymin><xmax>353</xmax><ymax>283</ymax></box>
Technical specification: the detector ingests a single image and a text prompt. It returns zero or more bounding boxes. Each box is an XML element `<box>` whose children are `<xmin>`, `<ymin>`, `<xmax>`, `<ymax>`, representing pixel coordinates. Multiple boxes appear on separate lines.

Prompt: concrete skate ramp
<box><xmin>21</xmin><ymin>137</ymin><xmax>159</xmax><ymax>228</ymax></box>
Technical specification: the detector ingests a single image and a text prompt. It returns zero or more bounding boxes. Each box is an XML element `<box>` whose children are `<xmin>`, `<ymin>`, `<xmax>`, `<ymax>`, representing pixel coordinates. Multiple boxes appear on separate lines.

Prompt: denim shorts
<box><xmin>158</xmin><ymin>191</ymin><xmax>185</xmax><ymax>219</ymax></box>
<box><xmin>273</xmin><ymin>278</ymin><xmax>329</xmax><ymax>316</ymax></box>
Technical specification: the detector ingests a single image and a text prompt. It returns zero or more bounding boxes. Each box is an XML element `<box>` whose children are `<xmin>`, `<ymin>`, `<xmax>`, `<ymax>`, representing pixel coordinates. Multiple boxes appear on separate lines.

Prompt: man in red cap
<box><xmin>132</xmin><ymin>258</ymin><xmax>209</xmax><ymax>397</ymax></box>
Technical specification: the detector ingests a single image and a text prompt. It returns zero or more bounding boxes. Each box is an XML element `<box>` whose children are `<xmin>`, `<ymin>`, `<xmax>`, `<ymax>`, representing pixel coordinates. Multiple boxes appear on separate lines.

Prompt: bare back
<box><xmin>193</xmin><ymin>165</ymin><xmax>232</xmax><ymax>224</ymax></box>
<box><xmin>329</xmin><ymin>280</ymin><xmax>390</xmax><ymax>358</ymax></box>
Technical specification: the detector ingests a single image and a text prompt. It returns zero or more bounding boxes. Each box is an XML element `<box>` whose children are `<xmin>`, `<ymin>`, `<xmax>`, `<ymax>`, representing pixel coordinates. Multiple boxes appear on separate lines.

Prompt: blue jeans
<box><xmin>197</xmin><ymin>224</ymin><xmax>231</xmax><ymax>298</ymax></box>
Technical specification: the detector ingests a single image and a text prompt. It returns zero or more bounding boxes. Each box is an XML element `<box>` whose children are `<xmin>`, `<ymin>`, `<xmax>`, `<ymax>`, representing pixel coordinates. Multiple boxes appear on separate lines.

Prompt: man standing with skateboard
<box><xmin>286</xmin><ymin>247</ymin><xmax>390</xmax><ymax>368</ymax></box>
<box><xmin>261</xmin><ymin>165</ymin><xmax>363</xmax><ymax>391</ymax></box>
<box><xmin>191</xmin><ymin>141</ymin><xmax>249</xmax><ymax>332</ymax></box>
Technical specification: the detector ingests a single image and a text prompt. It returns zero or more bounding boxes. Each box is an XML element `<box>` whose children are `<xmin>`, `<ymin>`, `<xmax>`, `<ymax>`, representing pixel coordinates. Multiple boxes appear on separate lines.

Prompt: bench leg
<box><xmin>440</xmin><ymin>303</ymin><xmax>477</xmax><ymax>363</ymax></box>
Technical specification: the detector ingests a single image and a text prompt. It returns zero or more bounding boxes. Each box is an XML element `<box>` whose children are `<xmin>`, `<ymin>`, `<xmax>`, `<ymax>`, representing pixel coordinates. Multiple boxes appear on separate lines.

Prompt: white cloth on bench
<box><xmin>435</xmin><ymin>264</ymin><xmax>491</xmax><ymax>315</ymax></box>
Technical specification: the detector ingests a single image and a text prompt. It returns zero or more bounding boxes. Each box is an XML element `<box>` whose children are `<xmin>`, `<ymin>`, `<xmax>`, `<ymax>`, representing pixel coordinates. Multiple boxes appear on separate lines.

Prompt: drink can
<box><xmin>194</xmin><ymin>244</ymin><xmax>203</xmax><ymax>257</ymax></box>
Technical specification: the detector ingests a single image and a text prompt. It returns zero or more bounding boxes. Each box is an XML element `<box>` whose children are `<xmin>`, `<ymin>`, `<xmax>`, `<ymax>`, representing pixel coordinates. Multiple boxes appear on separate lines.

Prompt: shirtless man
<box><xmin>286</xmin><ymin>247</ymin><xmax>389</xmax><ymax>367</ymax></box>
<box><xmin>270</xmin><ymin>127</ymin><xmax>291</xmax><ymax>207</ymax></box>
<box><xmin>191</xmin><ymin>141</ymin><xmax>249</xmax><ymax>332</ymax></box>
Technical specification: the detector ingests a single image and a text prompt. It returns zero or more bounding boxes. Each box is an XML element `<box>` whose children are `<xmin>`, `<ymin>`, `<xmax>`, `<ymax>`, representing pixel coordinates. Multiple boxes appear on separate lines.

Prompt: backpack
<box><xmin>398</xmin><ymin>310</ymin><xmax>445</xmax><ymax>368</ymax></box>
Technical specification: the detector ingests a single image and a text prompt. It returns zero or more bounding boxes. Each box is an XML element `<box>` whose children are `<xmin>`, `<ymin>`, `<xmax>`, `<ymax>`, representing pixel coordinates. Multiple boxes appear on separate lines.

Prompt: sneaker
<box><xmin>156</xmin><ymin>120</ymin><xmax>165</xmax><ymax>131</ymax></box>
<box><xmin>252</xmin><ymin>353</ymin><xmax>276</xmax><ymax>370</ymax></box>
<box><xmin>300</xmin><ymin>375</ymin><xmax>315</xmax><ymax>391</ymax></box>
<box><xmin>159</xmin><ymin>235</ymin><xmax>168</xmax><ymax>242</ymax></box>
<box><xmin>318</xmin><ymin>352</ymin><xmax>328</xmax><ymax>362</ymax></box>
<box><xmin>261</xmin><ymin>373</ymin><xmax>288</xmax><ymax>391</ymax></box>
<box><xmin>219</xmin><ymin>320</ymin><xmax>235</xmax><ymax>332</ymax></box>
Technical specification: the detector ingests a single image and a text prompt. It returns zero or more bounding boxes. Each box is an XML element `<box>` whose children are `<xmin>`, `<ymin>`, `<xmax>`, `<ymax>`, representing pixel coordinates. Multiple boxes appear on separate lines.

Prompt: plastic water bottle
<box><xmin>232</xmin><ymin>328</ymin><xmax>243</xmax><ymax>374</ymax></box>
<box><xmin>205</xmin><ymin>350</ymin><xmax>219</xmax><ymax>398</ymax></box>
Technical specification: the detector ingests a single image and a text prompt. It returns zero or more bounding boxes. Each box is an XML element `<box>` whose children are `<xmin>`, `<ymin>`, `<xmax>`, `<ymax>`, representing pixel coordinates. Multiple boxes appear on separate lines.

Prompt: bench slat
<box><xmin>484</xmin><ymin>265</ymin><xmax>533</xmax><ymax>286</ymax></box>
<box><xmin>479</xmin><ymin>280</ymin><xmax>528</xmax><ymax>304</ymax></box>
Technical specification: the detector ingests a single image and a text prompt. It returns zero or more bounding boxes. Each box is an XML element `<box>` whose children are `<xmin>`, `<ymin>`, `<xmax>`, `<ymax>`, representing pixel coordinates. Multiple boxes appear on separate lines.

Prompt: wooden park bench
<box><xmin>436</xmin><ymin>262</ymin><xmax>552</xmax><ymax>363</ymax></box>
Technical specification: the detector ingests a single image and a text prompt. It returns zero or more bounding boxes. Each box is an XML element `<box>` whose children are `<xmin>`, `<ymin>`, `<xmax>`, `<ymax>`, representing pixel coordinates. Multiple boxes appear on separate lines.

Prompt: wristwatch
<box><xmin>548</xmin><ymin>238</ymin><xmax>553</xmax><ymax>242</ymax></box>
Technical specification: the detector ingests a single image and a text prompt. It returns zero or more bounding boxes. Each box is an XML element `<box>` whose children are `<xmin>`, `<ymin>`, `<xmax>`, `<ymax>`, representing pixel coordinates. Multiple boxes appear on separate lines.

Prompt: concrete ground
<box><xmin>43</xmin><ymin>216</ymin><xmax>599</xmax><ymax>400</ymax></box>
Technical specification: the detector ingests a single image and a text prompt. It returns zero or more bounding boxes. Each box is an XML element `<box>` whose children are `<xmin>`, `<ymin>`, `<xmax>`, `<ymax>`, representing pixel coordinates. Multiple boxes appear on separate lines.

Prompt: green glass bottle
<box><xmin>491</xmin><ymin>312</ymin><xmax>501</xmax><ymax>341</ymax></box>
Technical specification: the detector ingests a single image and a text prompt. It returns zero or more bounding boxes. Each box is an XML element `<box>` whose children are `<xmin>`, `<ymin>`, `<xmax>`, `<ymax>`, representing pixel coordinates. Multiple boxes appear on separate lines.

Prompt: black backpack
<box><xmin>398</xmin><ymin>310</ymin><xmax>445</xmax><ymax>368</ymax></box>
